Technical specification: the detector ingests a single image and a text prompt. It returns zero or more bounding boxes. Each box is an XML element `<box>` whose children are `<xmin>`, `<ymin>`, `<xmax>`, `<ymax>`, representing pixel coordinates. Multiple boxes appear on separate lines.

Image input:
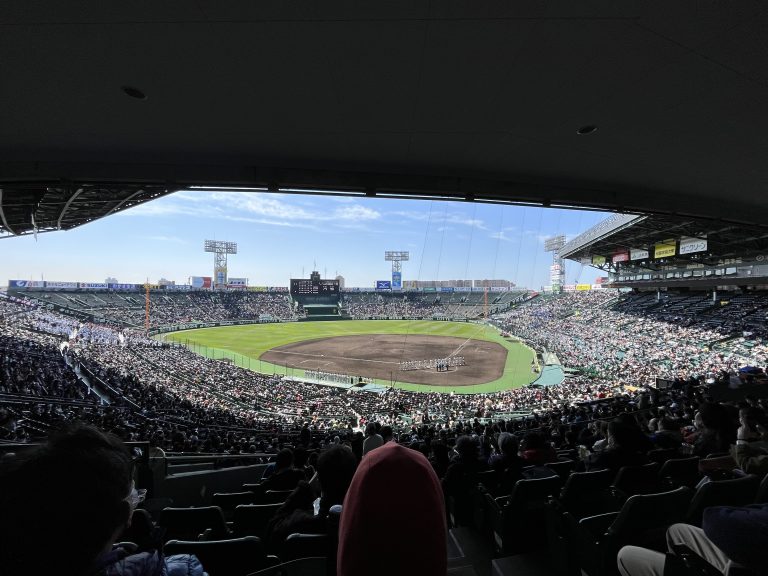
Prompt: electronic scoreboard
<box><xmin>290</xmin><ymin>278</ymin><xmax>340</xmax><ymax>295</ymax></box>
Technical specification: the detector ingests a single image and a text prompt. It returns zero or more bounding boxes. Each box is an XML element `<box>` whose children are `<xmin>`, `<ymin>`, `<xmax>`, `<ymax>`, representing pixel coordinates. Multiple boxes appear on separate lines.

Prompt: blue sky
<box><xmin>3</xmin><ymin>191</ymin><xmax>608</xmax><ymax>289</ymax></box>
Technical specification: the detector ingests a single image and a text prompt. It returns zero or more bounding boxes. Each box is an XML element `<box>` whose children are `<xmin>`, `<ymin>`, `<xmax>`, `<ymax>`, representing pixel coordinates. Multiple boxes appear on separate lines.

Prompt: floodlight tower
<box><xmin>204</xmin><ymin>239</ymin><xmax>238</xmax><ymax>290</ymax></box>
<box><xmin>544</xmin><ymin>235</ymin><xmax>566</xmax><ymax>292</ymax></box>
<box><xmin>384</xmin><ymin>251</ymin><xmax>409</xmax><ymax>290</ymax></box>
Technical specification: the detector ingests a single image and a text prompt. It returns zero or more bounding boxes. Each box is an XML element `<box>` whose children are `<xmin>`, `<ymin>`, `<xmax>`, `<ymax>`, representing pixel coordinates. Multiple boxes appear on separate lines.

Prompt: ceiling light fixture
<box><xmin>576</xmin><ymin>125</ymin><xmax>598</xmax><ymax>135</ymax></box>
<box><xmin>122</xmin><ymin>86</ymin><xmax>147</xmax><ymax>100</ymax></box>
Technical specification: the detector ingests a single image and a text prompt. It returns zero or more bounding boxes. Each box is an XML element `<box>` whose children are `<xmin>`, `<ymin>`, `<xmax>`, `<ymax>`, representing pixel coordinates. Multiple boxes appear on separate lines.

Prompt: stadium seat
<box><xmin>612</xmin><ymin>462</ymin><xmax>662</xmax><ymax>497</ymax></box>
<box><xmin>261</xmin><ymin>490</ymin><xmax>295</xmax><ymax>504</ymax></box>
<box><xmin>659</xmin><ymin>456</ymin><xmax>702</xmax><ymax>489</ymax></box>
<box><xmin>164</xmin><ymin>536</ymin><xmax>279</xmax><ymax>576</ymax></box>
<box><xmin>159</xmin><ymin>506</ymin><xmax>230</xmax><ymax>541</ymax></box>
<box><xmin>326</xmin><ymin>505</ymin><xmax>343</xmax><ymax>576</ymax></box>
<box><xmin>558</xmin><ymin>469</ymin><xmax>622</xmax><ymax>519</ymax></box>
<box><xmin>283</xmin><ymin>533</ymin><xmax>328</xmax><ymax>561</ymax></box>
<box><xmin>233</xmin><ymin>503</ymin><xmax>283</xmax><ymax>539</ymax></box>
<box><xmin>544</xmin><ymin>460</ymin><xmax>576</xmax><ymax>481</ymax></box>
<box><xmin>476</xmin><ymin>470</ymin><xmax>500</xmax><ymax>494</ymax></box>
<box><xmin>647</xmin><ymin>448</ymin><xmax>680</xmax><ymax>464</ymax></box>
<box><xmin>493</xmin><ymin>475</ymin><xmax>562</xmax><ymax>555</ymax></box>
<box><xmin>212</xmin><ymin>491</ymin><xmax>257</xmax><ymax>517</ymax></box>
<box><xmin>246</xmin><ymin>557</ymin><xmax>327</xmax><ymax>576</ymax></box>
<box><xmin>567</xmin><ymin>487</ymin><xmax>693</xmax><ymax>576</ymax></box>
<box><xmin>685</xmin><ymin>475</ymin><xmax>761</xmax><ymax>527</ymax></box>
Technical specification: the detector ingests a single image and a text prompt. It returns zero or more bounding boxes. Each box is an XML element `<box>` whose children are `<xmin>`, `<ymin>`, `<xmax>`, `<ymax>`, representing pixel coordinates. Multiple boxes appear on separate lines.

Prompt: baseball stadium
<box><xmin>2</xmin><ymin>4</ymin><xmax>768</xmax><ymax>576</ymax></box>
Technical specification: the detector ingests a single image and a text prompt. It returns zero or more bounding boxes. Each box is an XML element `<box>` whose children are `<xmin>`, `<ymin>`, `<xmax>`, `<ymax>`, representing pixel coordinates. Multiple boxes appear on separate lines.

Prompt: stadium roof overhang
<box><xmin>2</xmin><ymin>2</ymin><xmax>768</xmax><ymax>238</ymax></box>
<box><xmin>560</xmin><ymin>213</ymin><xmax>768</xmax><ymax>271</ymax></box>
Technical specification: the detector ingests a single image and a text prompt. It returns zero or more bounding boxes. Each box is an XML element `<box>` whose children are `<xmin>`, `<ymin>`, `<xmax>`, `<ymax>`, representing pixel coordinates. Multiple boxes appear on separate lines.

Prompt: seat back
<box><xmin>559</xmin><ymin>469</ymin><xmax>619</xmax><ymax>518</ymax></box>
<box><xmin>327</xmin><ymin>505</ymin><xmax>342</xmax><ymax>576</ymax></box>
<box><xmin>476</xmin><ymin>470</ymin><xmax>499</xmax><ymax>493</ymax></box>
<box><xmin>501</xmin><ymin>475</ymin><xmax>562</xmax><ymax>554</ymax></box>
<box><xmin>647</xmin><ymin>448</ymin><xmax>680</xmax><ymax>464</ymax></box>
<box><xmin>246</xmin><ymin>557</ymin><xmax>327</xmax><ymax>576</ymax></box>
<box><xmin>509</xmin><ymin>475</ymin><xmax>562</xmax><ymax>507</ymax></box>
<box><xmin>159</xmin><ymin>506</ymin><xmax>228</xmax><ymax>541</ymax></box>
<box><xmin>283</xmin><ymin>533</ymin><xmax>328</xmax><ymax>561</ymax></box>
<box><xmin>686</xmin><ymin>475</ymin><xmax>761</xmax><ymax>527</ymax></box>
<box><xmin>213</xmin><ymin>491</ymin><xmax>257</xmax><ymax>511</ymax></box>
<box><xmin>612</xmin><ymin>462</ymin><xmax>662</xmax><ymax>496</ymax></box>
<box><xmin>659</xmin><ymin>456</ymin><xmax>701</xmax><ymax>489</ymax></box>
<box><xmin>544</xmin><ymin>460</ymin><xmax>576</xmax><ymax>481</ymax></box>
<box><xmin>261</xmin><ymin>490</ymin><xmax>294</xmax><ymax>504</ymax></box>
<box><xmin>608</xmin><ymin>487</ymin><xmax>693</xmax><ymax>545</ymax></box>
<box><xmin>233</xmin><ymin>503</ymin><xmax>283</xmax><ymax>539</ymax></box>
<box><xmin>165</xmin><ymin>536</ymin><xmax>272</xmax><ymax>576</ymax></box>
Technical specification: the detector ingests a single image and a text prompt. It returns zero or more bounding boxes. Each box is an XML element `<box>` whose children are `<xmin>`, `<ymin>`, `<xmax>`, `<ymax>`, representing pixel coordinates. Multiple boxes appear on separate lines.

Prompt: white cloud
<box><xmin>118</xmin><ymin>191</ymin><xmax>380</xmax><ymax>230</ymax></box>
<box><xmin>140</xmin><ymin>235</ymin><xmax>188</xmax><ymax>244</ymax></box>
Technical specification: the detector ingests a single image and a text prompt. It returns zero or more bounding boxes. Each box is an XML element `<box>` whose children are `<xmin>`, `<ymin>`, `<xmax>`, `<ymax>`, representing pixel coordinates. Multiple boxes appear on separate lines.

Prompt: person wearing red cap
<box><xmin>337</xmin><ymin>442</ymin><xmax>447</xmax><ymax>576</ymax></box>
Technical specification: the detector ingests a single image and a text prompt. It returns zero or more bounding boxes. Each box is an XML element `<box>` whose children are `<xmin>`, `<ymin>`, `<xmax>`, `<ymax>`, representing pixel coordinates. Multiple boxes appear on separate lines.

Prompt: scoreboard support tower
<box><xmin>384</xmin><ymin>251</ymin><xmax>409</xmax><ymax>290</ymax></box>
<box><xmin>204</xmin><ymin>239</ymin><xmax>238</xmax><ymax>290</ymax></box>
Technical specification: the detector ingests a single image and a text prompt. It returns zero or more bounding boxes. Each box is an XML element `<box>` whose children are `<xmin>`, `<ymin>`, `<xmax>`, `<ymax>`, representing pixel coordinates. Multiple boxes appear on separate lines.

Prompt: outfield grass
<box><xmin>161</xmin><ymin>320</ymin><xmax>537</xmax><ymax>394</ymax></box>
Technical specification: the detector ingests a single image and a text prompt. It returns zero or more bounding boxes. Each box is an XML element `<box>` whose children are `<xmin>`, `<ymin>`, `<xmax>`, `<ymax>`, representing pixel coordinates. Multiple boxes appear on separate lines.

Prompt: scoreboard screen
<box><xmin>290</xmin><ymin>278</ymin><xmax>340</xmax><ymax>295</ymax></box>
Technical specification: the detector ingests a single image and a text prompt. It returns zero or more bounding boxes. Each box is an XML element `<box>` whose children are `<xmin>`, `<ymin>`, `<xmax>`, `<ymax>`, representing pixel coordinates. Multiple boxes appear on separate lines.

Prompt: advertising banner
<box><xmin>423</xmin><ymin>287</ymin><xmax>437</xmax><ymax>292</ymax></box>
<box><xmin>654</xmin><ymin>240</ymin><xmax>676</xmax><ymax>259</ymax></box>
<box><xmin>591</xmin><ymin>255</ymin><xmax>606</xmax><ymax>265</ymax></box>
<box><xmin>612</xmin><ymin>250</ymin><xmax>629</xmax><ymax>263</ymax></box>
<box><xmin>630</xmin><ymin>248</ymin><xmax>650</xmax><ymax>261</ymax></box>
<box><xmin>576</xmin><ymin>284</ymin><xmax>592</xmax><ymax>291</ymax></box>
<box><xmin>45</xmin><ymin>281</ymin><xmax>78</xmax><ymax>289</ymax></box>
<box><xmin>228</xmin><ymin>278</ymin><xmax>247</xmax><ymax>287</ymax></box>
<box><xmin>216</xmin><ymin>271</ymin><xmax>225</xmax><ymax>286</ymax></box>
<box><xmin>591</xmin><ymin>284</ymin><xmax>603</xmax><ymax>290</ymax></box>
<box><xmin>679</xmin><ymin>237</ymin><xmax>708</xmax><ymax>255</ymax></box>
<box><xmin>79</xmin><ymin>283</ymin><xmax>108</xmax><ymax>289</ymax></box>
<box><xmin>108</xmin><ymin>283</ymin><xmax>138</xmax><ymax>290</ymax></box>
<box><xmin>490</xmin><ymin>287</ymin><xmax>507</xmax><ymax>292</ymax></box>
<box><xmin>191</xmin><ymin>276</ymin><xmax>212</xmax><ymax>289</ymax></box>
<box><xmin>564</xmin><ymin>284</ymin><xmax>577</xmax><ymax>292</ymax></box>
<box><xmin>8</xmin><ymin>280</ymin><xmax>45</xmax><ymax>288</ymax></box>
<box><xmin>248</xmin><ymin>286</ymin><xmax>268</xmax><ymax>292</ymax></box>
<box><xmin>391</xmin><ymin>271</ymin><xmax>402</xmax><ymax>290</ymax></box>
<box><xmin>376</xmin><ymin>280</ymin><xmax>392</xmax><ymax>290</ymax></box>
<box><xmin>166</xmin><ymin>284</ymin><xmax>192</xmax><ymax>291</ymax></box>
<box><xmin>440</xmin><ymin>287</ymin><xmax>455</xmax><ymax>292</ymax></box>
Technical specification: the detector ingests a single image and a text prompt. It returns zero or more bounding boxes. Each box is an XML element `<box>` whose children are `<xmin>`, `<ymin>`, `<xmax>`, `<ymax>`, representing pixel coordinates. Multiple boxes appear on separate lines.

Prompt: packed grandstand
<box><xmin>3</xmin><ymin>272</ymin><xmax>768</xmax><ymax>574</ymax></box>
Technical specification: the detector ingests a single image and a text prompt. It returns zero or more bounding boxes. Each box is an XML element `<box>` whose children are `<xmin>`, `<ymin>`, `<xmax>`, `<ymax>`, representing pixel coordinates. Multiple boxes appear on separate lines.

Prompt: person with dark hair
<box><xmin>315</xmin><ymin>444</ymin><xmax>357</xmax><ymax>516</ymax></box>
<box><xmin>442</xmin><ymin>435</ymin><xmax>484</xmax><ymax>526</ymax></box>
<box><xmin>490</xmin><ymin>432</ymin><xmax>525</xmax><ymax>494</ymax></box>
<box><xmin>585</xmin><ymin>420</ymin><xmax>649</xmax><ymax>473</ymax></box>
<box><xmin>338</xmin><ymin>443</ymin><xmax>446</xmax><ymax>576</ymax></box>
<box><xmin>362</xmin><ymin>422</ymin><xmax>383</xmax><ymax>455</ymax></box>
<box><xmin>266</xmin><ymin>481</ymin><xmax>317</xmax><ymax>556</ymax></box>
<box><xmin>691</xmin><ymin>402</ymin><xmax>734</xmax><ymax>457</ymax></box>
<box><xmin>380</xmin><ymin>425</ymin><xmax>393</xmax><ymax>444</ymax></box>
<box><xmin>0</xmin><ymin>423</ymin><xmax>203</xmax><ymax>576</ymax></box>
<box><xmin>259</xmin><ymin>448</ymin><xmax>304</xmax><ymax>492</ymax></box>
<box><xmin>520</xmin><ymin>432</ymin><xmax>557</xmax><ymax>466</ymax></box>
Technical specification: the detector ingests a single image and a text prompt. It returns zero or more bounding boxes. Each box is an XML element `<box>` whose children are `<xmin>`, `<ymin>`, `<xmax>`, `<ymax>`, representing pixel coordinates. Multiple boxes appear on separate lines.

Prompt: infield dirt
<box><xmin>260</xmin><ymin>333</ymin><xmax>507</xmax><ymax>386</ymax></box>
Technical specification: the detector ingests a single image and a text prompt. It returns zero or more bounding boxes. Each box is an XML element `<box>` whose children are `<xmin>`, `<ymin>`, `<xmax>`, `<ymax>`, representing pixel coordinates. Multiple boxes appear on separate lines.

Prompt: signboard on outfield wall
<box><xmin>375</xmin><ymin>280</ymin><xmax>391</xmax><ymax>290</ymax></box>
<box><xmin>630</xmin><ymin>248</ymin><xmax>650</xmax><ymax>261</ymax></box>
<box><xmin>8</xmin><ymin>280</ymin><xmax>45</xmax><ymax>288</ymax></box>
<box><xmin>654</xmin><ymin>240</ymin><xmax>676</xmax><ymax>259</ymax></box>
<box><xmin>576</xmin><ymin>284</ymin><xmax>592</xmax><ymax>291</ymax></box>
<box><xmin>679</xmin><ymin>237</ymin><xmax>708</xmax><ymax>255</ymax></box>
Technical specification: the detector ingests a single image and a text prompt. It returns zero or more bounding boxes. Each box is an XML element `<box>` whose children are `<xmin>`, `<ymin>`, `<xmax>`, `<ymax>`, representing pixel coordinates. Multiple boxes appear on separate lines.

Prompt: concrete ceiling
<box><xmin>2</xmin><ymin>1</ymin><xmax>768</xmax><ymax>229</ymax></box>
